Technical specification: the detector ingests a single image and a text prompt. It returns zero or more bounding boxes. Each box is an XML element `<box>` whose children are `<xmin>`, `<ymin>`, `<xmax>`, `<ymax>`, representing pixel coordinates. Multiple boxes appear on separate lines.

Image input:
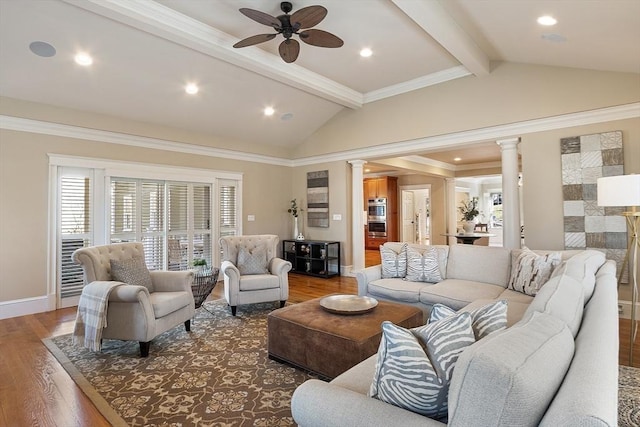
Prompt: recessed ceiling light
<box><xmin>74</xmin><ymin>52</ymin><xmax>93</xmax><ymax>66</ymax></box>
<box><xmin>454</xmin><ymin>157</ymin><xmax>462</xmax><ymax>162</ymax></box>
<box><xmin>264</xmin><ymin>106</ymin><xmax>275</xmax><ymax>116</ymax></box>
<box><xmin>185</xmin><ymin>83</ymin><xmax>199</xmax><ymax>95</ymax></box>
<box><xmin>360</xmin><ymin>48</ymin><xmax>373</xmax><ymax>58</ymax></box>
<box><xmin>537</xmin><ymin>15</ymin><xmax>557</xmax><ymax>26</ymax></box>
<box><xmin>29</xmin><ymin>41</ymin><xmax>56</xmax><ymax>58</ymax></box>
<box><xmin>364</xmin><ymin>168</ymin><xmax>371</xmax><ymax>173</ymax></box>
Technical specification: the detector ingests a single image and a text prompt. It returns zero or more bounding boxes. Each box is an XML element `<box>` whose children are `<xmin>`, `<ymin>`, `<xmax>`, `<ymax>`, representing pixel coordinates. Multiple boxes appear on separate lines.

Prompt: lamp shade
<box><xmin>597</xmin><ymin>174</ymin><xmax>640</xmax><ymax>207</ymax></box>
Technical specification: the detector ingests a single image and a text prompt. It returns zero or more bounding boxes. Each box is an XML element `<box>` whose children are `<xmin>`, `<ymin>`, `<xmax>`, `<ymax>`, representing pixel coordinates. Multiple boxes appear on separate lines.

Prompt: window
<box><xmin>51</xmin><ymin>156</ymin><xmax>242</xmax><ymax>308</ymax></box>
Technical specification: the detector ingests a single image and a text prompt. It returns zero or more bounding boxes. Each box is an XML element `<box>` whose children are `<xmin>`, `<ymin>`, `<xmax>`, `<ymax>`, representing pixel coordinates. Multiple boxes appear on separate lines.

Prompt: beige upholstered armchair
<box><xmin>219</xmin><ymin>235</ymin><xmax>291</xmax><ymax>316</ymax></box>
<box><xmin>72</xmin><ymin>242</ymin><xmax>195</xmax><ymax>357</ymax></box>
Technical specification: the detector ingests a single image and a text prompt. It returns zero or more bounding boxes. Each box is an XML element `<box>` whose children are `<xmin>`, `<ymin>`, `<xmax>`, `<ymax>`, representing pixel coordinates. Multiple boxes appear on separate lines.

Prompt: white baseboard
<box><xmin>618</xmin><ymin>300</ymin><xmax>640</xmax><ymax>320</ymax></box>
<box><xmin>0</xmin><ymin>294</ymin><xmax>56</xmax><ymax>320</ymax></box>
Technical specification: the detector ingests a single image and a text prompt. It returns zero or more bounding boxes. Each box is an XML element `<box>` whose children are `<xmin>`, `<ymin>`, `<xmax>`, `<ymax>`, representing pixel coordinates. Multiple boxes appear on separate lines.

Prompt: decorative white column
<box><xmin>349</xmin><ymin>160</ymin><xmax>367</xmax><ymax>273</ymax></box>
<box><xmin>497</xmin><ymin>138</ymin><xmax>522</xmax><ymax>249</ymax></box>
<box><xmin>445</xmin><ymin>178</ymin><xmax>458</xmax><ymax>245</ymax></box>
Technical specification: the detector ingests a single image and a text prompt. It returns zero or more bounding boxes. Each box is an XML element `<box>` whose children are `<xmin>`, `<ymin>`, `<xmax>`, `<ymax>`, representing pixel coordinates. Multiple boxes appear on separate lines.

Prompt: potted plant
<box><xmin>192</xmin><ymin>258</ymin><xmax>208</xmax><ymax>272</ymax></box>
<box><xmin>288</xmin><ymin>198</ymin><xmax>304</xmax><ymax>240</ymax></box>
<box><xmin>459</xmin><ymin>199</ymin><xmax>479</xmax><ymax>234</ymax></box>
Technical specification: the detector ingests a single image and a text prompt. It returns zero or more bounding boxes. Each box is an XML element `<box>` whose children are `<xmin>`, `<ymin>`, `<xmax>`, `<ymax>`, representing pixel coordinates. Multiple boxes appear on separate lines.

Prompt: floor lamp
<box><xmin>597</xmin><ymin>174</ymin><xmax>640</xmax><ymax>365</ymax></box>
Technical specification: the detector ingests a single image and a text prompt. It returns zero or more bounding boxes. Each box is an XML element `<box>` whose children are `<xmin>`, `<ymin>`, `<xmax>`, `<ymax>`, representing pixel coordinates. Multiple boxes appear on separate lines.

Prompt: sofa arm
<box><xmin>150</xmin><ymin>270</ymin><xmax>193</xmax><ymax>292</ymax></box>
<box><xmin>269</xmin><ymin>257</ymin><xmax>292</xmax><ymax>276</ymax></box>
<box><xmin>107</xmin><ymin>282</ymin><xmax>150</xmax><ymax>303</ymax></box>
<box><xmin>220</xmin><ymin>260</ymin><xmax>240</xmax><ymax>282</ymax></box>
<box><xmin>355</xmin><ymin>265</ymin><xmax>382</xmax><ymax>296</ymax></box>
<box><xmin>292</xmin><ymin>380</ymin><xmax>445</xmax><ymax>427</ymax></box>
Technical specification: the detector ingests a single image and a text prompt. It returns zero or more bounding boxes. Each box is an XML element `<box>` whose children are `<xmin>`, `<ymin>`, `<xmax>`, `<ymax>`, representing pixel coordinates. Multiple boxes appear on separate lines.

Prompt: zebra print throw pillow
<box><xmin>508</xmin><ymin>248</ymin><xmax>562</xmax><ymax>296</ymax></box>
<box><xmin>369</xmin><ymin>313</ymin><xmax>475</xmax><ymax>420</ymax></box>
<box><xmin>405</xmin><ymin>246</ymin><xmax>442</xmax><ymax>282</ymax></box>
<box><xmin>380</xmin><ymin>243</ymin><xmax>408</xmax><ymax>278</ymax></box>
<box><xmin>429</xmin><ymin>300</ymin><xmax>508</xmax><ymax>340</ymax></box>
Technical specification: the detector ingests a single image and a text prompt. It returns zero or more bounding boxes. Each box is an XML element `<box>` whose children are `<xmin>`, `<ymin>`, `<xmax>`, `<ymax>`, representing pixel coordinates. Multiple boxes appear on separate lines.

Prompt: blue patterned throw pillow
<box><xmin>405</xmin><ymin>246</ymin><xmax>442</xmax><ymax>283</ymax></box>
<box><xmin>369</xmin><ymin>312</ymin><xmax>475</xmax><ymax>420</ymax></box>
<box><xmin>380</xmin><ymin>243</ymin><xmax>408</xmax><ymax>278</ymax></box>
<box><xmin>429</xmin><ymin>300</ymin><xmax>508</xmax><ymax>341</ymax></box>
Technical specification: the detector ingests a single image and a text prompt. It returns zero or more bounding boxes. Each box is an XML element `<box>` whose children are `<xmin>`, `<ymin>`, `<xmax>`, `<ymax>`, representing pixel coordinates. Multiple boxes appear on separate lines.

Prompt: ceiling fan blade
<box><xmin>290</xmin><ymin>5</ymin><xmax>327</xmax><ymax>30</ymax></box>
<box><xmin>279</xmin><ymin>39</ymin><xmax>300</xmax><ymax>63</ymax></box>
<box><xmin>233</xmin><ymin>34</ymin><xmax>277</xmax><ymax>48</ymax></box>
<box><xmin>239</xmin><ymin>8</ymin><xmax>281</xmax><ymax>29</ymax></box>
<box><xmin>299</xmin><ymin>29</ymin><xmax>344</xmax><ymax>48</ymax></box>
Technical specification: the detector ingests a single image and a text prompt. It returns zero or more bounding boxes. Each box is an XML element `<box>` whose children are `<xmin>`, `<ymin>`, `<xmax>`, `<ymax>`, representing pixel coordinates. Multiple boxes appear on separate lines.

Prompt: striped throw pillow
<box><xmin>429</xmin><ymin>300</ymin><xmax>508</xmax><ymax>340</ymax></box>
<box><xmin>380</xmin><ymin>243</ymin><xmax>408</xmax><ymax>278</ymax></box>
<box><xmin>405</xmin><ymin>246</ymin><xmax>442</xmax><ymax>283</ymax></box>
<box><xmin>369</xmin><ymin>313</ymin><xmax>475</xmax><ymax>420</ymax></box>
<box><xmin>508</xmin><ymin>248</ymin><xmax>562</xmax><ymax>296</ymax></box>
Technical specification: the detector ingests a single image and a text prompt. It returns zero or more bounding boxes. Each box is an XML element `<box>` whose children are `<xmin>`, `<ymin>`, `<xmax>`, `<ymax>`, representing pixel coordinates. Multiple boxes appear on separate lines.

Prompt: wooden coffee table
<box><xmin>267</xmin><ymin>294</ymin><xmax>423</xmax><ymax>379</ymax></box>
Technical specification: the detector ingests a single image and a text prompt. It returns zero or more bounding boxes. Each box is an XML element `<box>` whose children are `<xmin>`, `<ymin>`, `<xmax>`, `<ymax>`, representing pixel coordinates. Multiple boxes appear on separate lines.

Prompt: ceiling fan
<box><xmin>232</xmin><ymin>1</ymin><xmax>344</xmax><ymax>63</ymax></box>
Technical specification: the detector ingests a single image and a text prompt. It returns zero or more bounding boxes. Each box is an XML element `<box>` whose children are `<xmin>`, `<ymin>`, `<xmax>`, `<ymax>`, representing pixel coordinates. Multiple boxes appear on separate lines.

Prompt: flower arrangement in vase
<box><xmin>459</xmin><ymin>199</ymin><xmax>479</xmax><ymax>234</ymax></box>
<box><xmin>288</xmin><ymin>199</ymin><xmax>305</xmax><ymax>240</ymax></box>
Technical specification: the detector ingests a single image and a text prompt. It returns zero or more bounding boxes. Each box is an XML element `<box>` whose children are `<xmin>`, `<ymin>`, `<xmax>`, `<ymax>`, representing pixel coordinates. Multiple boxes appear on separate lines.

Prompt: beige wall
<box><xmin>521</xmin><ymin>117</ymin><xmax>640</xmax><ymax>300</ymax></box>
<box><xmin>295</xmin><ymin>63</ymin><xmax>640</xmax><ymax>158</ymax></box>
<box><xmin>0</xmin><ymin>126</ymin><xmax>293</xmax><ymax>303</ymax></box>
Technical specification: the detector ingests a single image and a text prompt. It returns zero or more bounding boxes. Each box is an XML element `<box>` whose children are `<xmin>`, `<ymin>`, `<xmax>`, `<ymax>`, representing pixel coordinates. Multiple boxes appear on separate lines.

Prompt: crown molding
<box><xmin>0</xmin><ymin>115</ymin><xmax>293</xmax><ymax>167</ymax></box>
<box><xmin>2</xmin><ymin>102</ymin><xmax>638</xmax><ymax>169</ymax></box>
<box><xmin>293</xmin><ymin>102</ymin><xmax>640</xmax><ymax>166</ymax></box>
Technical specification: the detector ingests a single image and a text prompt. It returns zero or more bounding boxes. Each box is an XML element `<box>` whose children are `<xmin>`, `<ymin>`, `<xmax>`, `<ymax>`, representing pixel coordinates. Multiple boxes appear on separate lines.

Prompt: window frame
<box><xmin>48</xmin><ymin>154</ymin><xmax>242</xmax><ymax>308</ymax></box>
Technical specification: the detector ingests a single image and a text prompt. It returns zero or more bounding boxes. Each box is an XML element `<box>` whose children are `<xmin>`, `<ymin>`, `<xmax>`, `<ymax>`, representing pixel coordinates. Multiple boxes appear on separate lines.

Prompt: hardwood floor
<box><xmin>1</xmin><ymin>271</ymin><xmax>637</xmax><ymax>426</ymax></box>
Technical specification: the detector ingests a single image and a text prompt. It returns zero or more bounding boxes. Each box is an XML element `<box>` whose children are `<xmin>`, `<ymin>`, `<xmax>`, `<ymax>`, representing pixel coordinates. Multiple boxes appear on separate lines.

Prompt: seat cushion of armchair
<box><xmin>150</xmin><ymin>291</ymin><xmax>193</xmax><ymax>318</ymax></box>
<box><xmin>239</xmin><ymin>274</ymin><xmax>280</xmax><ymax>291</ymax></box>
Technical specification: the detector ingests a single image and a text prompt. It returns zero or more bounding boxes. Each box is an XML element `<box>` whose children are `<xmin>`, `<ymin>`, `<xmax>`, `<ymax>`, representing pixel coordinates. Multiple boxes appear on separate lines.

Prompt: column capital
<box><xmin>496</xmin><ymin>137</ymin><xmax>521</xmax><ymax>150</ymax></box>
<box><xmin>348</xmin><ymin>160</ymin><xmax>367</xmax><ymax>168</ymax></box>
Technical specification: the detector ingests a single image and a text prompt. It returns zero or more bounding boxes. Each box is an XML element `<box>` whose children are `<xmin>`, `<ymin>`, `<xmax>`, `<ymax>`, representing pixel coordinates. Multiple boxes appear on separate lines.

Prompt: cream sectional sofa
<box><xmin>291</xmin><ymin>243</ymin><xmax>619</xmax><ymax>426</ymax></box>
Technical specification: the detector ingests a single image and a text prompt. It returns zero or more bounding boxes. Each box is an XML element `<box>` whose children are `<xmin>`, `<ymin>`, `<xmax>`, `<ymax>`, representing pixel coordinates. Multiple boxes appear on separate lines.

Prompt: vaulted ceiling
<box><xmin>1</xmin><ymin>0</ymin><xmax>638</xmax><ymax>172</ymax></box>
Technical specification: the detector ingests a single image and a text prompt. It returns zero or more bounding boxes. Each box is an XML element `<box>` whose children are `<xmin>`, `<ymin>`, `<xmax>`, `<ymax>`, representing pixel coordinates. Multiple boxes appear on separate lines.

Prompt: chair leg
<box><xmin>139</xmin><ymin>341</ymin><xmax>151</xmax><ymax>357</ymax></box>
<box><xmin>280</xmin><ymin>300</ymin><xmax>286</xmax><ymax>308</ymax></box>
<box><xmin>231</xmin><ymin>306</ymin><xmax>237</xmax><ymax>316</ymax></box>
<box><xmin>184</xmin><ymin>319</ymin><xmax>191</xmax><ymax>331</ymax></box>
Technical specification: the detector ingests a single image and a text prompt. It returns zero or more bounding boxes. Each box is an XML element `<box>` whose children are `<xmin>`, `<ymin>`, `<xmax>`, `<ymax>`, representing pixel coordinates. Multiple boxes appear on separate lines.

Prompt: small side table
<box><xmin>191</xmin><ymin>267</ymin><xmax>219</xmax><ymax>311</ymax></box>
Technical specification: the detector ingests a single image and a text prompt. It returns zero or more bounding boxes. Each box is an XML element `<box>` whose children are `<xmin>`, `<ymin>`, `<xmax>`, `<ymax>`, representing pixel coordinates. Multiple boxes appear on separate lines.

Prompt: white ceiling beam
<box><xmin>391</xmin><ymin>0</ymin><xmax>490</xmax><ymax>76</ymax></box>
<box><xmin>62</xmin><ymin>0</ymin><xmax>363</xmax><ymax>109</ymax></box>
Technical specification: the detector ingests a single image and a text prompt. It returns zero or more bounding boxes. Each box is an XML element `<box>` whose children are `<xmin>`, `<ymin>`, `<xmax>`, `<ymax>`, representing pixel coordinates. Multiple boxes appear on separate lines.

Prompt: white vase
<box><xmin>293</xmin><ymin>216</ymin><xmax>299</xmax><ymax>239</ymax></box>
<box><xmin>462</xmin><ymin>220</ymin><xmax>475</xmax><ymax>234</ymax></box>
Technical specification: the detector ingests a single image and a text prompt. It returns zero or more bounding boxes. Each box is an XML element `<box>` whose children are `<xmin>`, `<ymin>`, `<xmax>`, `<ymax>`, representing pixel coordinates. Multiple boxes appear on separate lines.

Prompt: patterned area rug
<box><xmin>619</xmin><ymin>365</ymin><xmax>640</xmax><ymax>427</ymax></box>
<box><xmin>43</xmin><ymin>300</ymin><xmax>317</xmax><ymax>427</ymax></box>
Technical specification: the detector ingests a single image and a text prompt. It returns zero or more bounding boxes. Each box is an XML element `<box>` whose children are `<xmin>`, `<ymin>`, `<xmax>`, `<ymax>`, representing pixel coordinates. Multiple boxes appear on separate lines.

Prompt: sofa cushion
<box><xmin>497</xmin><ymin>288</ymin><xmax>535</xmax><ymax>305</ymax></box>
<box><xmin>419</xmin><ymin>279</ymin><xmax>505</xmax><ymax>310</ymax></box>
<box><xmin>368</xmin><ymin>278</ymin><xmax>426</xmax><ymax>303</ymax></box>
<box><xmin>430</xmin><ymin>300</ymin><xmax>508</xmax><ymax>341</ymax></box>
<box><xmin>239</xmin><ymin>274</ymin><xmax>280</xmax><ymax>291</ymax></box>
<box><xmin>110</xmin><ymin>256</ymin><xmax>153</xmax><ymax>292</ymax></box>
<box><xmin>237</xmin><ymin>244</ymin><xmax>269</xmax><ymax>275</ymax></box>
<box><xmin>522</xmin><ymin>271</ymin><xmax>585</xmax><ymax>337</ymax></box>
<box><xmin>369</xmin><ymin>314</ymin><xmax>475</xmax><ymax>420</ymax></box>
<box><xmin>380</xmin><ymin>243</ymin><xmax>408</xmax><ymax>278</ymax></box>
<box><xmin>406</xmin><ymin>246</ymin><xmax>443</xmax><ymax>283</ymax></box>
<box><xmin>445</xmin><ymin>245</ymin><xmax>511</xmax><ymax>287</ymax></box>
<box><xmin>551</xmin><ymin>250</ymin><xmax>606</xmax><ymax>304</ymax></box>
<box><xmin>508</xmin><ymin>248</ymin><xmax>562</xmax><ymax>296</ymax></box>
<box><xmin>448</xmin><ymin>311</ymin><xmax>575</xmax><ymax>427</ymax></box>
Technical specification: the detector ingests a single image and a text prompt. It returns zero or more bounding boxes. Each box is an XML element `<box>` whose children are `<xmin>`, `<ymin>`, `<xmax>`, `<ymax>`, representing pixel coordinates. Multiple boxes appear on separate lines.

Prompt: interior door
<box><xmin>401</xmin><ymin>190</ymin><xmax>415</xmax><ymax>243</ymax></box>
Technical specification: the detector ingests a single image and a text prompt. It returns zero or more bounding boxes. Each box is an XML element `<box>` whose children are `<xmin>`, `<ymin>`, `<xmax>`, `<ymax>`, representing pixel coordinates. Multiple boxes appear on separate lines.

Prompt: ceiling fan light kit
<box><xmin>233</xmin><ymin>1</ymin><xmax>343</xmax><ymax>63</ymax></box>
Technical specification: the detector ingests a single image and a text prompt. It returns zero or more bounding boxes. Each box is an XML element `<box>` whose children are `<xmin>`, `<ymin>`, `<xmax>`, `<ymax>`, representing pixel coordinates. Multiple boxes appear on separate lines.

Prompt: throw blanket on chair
<box><xmin>73</xmin><ymin>281</ymin><xmax>123</xmax><ymax>352</ymax></box>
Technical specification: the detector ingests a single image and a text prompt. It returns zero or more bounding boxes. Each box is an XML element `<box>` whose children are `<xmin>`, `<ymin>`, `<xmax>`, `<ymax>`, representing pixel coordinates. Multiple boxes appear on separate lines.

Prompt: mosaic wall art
<box><xmin>307</xmin><ymin>170</ymin><xmax>329</xmax><ymax>227</ymax></box>
<box><xmin>561</xmin><ymin>130</ymin><xmax>628</xmax><ymax>281</ymax></box>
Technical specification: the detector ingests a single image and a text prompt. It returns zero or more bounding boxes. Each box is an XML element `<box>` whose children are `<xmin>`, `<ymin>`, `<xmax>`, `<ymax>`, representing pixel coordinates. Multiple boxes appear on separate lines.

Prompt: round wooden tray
<box><xmin>319</xmin><ymin>295</ymin><xmax>378</xmax><ymax>315</ymax></box>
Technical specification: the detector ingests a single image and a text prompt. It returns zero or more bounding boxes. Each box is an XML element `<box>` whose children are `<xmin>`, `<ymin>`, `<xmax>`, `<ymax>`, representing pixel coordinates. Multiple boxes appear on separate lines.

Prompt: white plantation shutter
<box><xmin>110</xmin><ymin>178</ymin><xmax>137</xmax><ymax>242</ymax></box>
<box><xmin>193</xmin><ymin>184</ymin><xmax>212</xmax><ymax>265</ymax></box>
<box><xmin>59</xmin><ymin>171</ymin><xmax>93</xmax><ymax>300</ymax></box>
<box><xmin>141</xmin><ymin>181</ymin><xmax>164</xmax><ymax>270</ymax></box>
<box><xmin>219</xmin><ymin>180</ymin><xmax>238</xmax><ymax>238</ymax></box>
<box><xmin>168</xmin><ymin>183</ymin><xmax>189</xmax><ymax>270</ymax></box>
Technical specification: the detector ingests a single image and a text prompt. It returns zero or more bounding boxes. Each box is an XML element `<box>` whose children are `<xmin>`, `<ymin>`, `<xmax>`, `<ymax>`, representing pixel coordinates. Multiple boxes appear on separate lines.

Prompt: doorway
<box><xmin>400</xmin><ymin>185</ymin><xmax>431</xmax><ymax>245</ymax></box>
